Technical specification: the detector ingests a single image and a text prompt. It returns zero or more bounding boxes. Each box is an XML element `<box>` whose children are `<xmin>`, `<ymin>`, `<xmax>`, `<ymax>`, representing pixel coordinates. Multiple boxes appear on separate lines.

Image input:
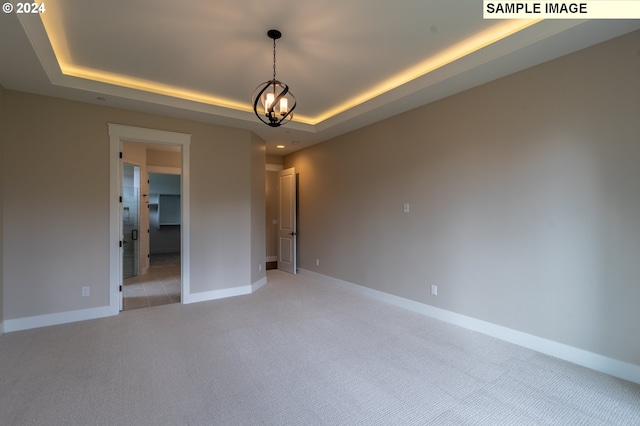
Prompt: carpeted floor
<box><xmin>0</xmin><ymin>270</ymin><xmax>638</xmax><ymax>425</ymax></box>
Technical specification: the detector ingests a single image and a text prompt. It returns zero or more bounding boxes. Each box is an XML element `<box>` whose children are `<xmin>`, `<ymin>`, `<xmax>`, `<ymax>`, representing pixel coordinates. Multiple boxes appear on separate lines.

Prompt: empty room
<box><xmin>1</xmin><ymin>2</ymin><xmax>640</xmax><ymax>424</ymax></box>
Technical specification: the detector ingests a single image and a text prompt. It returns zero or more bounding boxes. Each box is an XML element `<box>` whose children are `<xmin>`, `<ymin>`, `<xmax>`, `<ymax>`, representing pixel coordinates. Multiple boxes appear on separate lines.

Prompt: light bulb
<box><xmin>265</xmin><ymin>93</ymin><xmax>275</xmax><ymax>115</ymax></box>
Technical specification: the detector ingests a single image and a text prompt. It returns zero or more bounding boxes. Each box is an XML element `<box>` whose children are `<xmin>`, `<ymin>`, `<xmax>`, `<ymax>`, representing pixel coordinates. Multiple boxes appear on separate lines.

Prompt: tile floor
<box><xmin>123</xmin><ymin>253</ymin><xmax>181</xmax><ymax>310</ymax></box>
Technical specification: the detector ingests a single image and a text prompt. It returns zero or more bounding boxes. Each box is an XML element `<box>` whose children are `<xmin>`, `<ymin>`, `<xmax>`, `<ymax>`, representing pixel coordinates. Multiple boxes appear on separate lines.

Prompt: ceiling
<box><xmin>1</xmin><ymin>2</ymin><xmax>639</xmax><ymax>156</ymax></box>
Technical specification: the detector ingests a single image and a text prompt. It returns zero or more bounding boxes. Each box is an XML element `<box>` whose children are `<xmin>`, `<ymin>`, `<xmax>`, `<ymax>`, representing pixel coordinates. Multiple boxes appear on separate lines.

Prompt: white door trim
<box><xmin>148</xmin><ymin>165</ymin><xmax>181</xmax><ymax>175</ymax></box>
<box><xmin>108</xmin><ymin>124</ymin><xmax>191</xmax><ymax>314</ymax></box>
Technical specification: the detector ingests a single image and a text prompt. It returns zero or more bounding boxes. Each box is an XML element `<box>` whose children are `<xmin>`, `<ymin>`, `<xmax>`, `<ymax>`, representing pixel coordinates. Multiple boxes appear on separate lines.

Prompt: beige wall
<box><xmin>0</xmin><ymin>86</ymin><xmax>4</xmax><ymax>332</ymax></box>
<box><xmin>265</xmin><ymin>156</ymin><xmax>284</xmax><ymax>260</ymax></box>
<box><xmin>251</xmin><ymin>132</ymin><xmax>266</xmax><ymax>283</ymax></box>
<box><xmin>266</xmin><ymin>155</ymin><xmax>283</xmax><ymax>166</ymax></box>
<box><xmin>2</xmin><ymin>90</ymin><xmax>265</xmax><ymax>320</ymax></box>
<box><xmin>285</xmin><ymin>30</ymin><xmax>640</xmax><ymax>366</ymax></box>
<box><xmin>265</xmin><ymin>171</ymin><xmax>279</xmax><ymax>259</ymax></box>
<box><xmin>147</xmin><ymin>149</ymin><xmax>181</xmax><ymax>168</ymax></box>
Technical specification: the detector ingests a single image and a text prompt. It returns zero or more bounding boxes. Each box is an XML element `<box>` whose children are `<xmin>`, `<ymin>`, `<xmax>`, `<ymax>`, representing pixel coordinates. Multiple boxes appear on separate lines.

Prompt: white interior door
<box><xmin>278</xmin><ymin>167</ymin><xmax>297</xmax><ymax>274</ymax></box>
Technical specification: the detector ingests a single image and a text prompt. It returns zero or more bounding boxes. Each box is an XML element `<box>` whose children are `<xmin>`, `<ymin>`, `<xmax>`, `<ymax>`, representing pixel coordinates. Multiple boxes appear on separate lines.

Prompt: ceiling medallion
<box><xmin>252</xmin><ymin>30</ymin><xmax>297</xmax><ymax>127</ymax></box>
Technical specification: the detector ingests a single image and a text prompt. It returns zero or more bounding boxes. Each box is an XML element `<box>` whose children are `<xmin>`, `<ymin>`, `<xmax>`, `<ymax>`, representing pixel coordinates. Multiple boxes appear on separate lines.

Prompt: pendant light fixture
<box><xmin>252</xmin><ymin>29</ymin><xmax>296</xmax><ymax>127</ymax></box>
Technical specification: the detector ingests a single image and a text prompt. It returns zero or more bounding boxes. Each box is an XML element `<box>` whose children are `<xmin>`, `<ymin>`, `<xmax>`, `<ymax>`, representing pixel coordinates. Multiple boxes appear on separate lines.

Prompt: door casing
<box><xmin>109</xmin><ymin>124</ymin><xmax>191</xmax><ymax>314</ymax></box>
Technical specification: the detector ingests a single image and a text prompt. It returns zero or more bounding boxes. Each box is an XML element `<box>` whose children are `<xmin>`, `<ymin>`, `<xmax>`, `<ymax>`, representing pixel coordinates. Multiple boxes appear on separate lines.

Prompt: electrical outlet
<box><xmin>316</xmin><ymin>258</ymin><xmax>320</xmax><ymax>266</ymax></box>
<box><xmin>82</xmin><ymin>286</ymin><xmax>90</xmax><ymax>297</ymax></box>
<box><xmin>403</xmin><ymin>203</ymin><xmax>410</xmax><ymax>213</ymax></box>
<box><xmin>259</xmin><ymin>264</ymin><xmax>262</xmax><ymax>272</ymax></box>
<box><xmin>430</xmin><ymin>284</ymin><xmax>438</xmax><ymax>296</ymax></box>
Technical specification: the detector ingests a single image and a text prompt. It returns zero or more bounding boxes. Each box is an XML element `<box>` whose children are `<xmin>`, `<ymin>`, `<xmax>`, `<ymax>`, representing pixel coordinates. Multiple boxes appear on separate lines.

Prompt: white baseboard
<box><xmin>3</xmin><ymin>305</ymin><xmax>115</xmax><ymax>333</ymax></box>
<box><xmin>252</xmin><ymin>276</ymin><xmax>267</xmax><ymax>292</ymax></box>
<box><xmin>183</xmin><ymin>285</ymin><xmax>252</xmax><ymax>304</ymax></box>
<box><xmin>5</xmin><ymin>278</ymin><xmax>267</xmax><ymax>332</ymax></box>
<box><xmin>299</xmin><ymin>269</ymin><xmax>640</xmax><ymax>385</ymax></box>
<box><xmin>184</xmin><ymin>276</ymin><xmax>267</xmax><ymax>304</ymax></box>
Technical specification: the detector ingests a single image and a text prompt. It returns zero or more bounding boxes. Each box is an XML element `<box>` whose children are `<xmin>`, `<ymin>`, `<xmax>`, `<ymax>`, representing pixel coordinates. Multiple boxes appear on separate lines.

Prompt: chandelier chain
<box><xmin>272</xmin><ymin>38</ymin><xmax>277</xmax><ymax>81</ymax></box>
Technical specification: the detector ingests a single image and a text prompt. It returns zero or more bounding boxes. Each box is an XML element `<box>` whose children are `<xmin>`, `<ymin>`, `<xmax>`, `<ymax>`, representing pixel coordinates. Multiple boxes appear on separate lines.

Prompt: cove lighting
<box><xmin>38</xmin><ymin>14</ymin><xmax>540</xmax><ymax>126</ymax></box>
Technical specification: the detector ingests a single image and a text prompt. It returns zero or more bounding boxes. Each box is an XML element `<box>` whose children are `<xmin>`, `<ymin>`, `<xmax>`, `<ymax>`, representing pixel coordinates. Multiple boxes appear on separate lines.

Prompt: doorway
<box><xmin>121</xmin><ymin>159</ymin><xmax>183</xmax><ymax>311</ymax></box>
<box><xmin>108</xmin><ymin>124</ymin><xmax>191</xmax><ymax>314</ymax></box>
<box><xmin>122</xmin><ymin>253</ymin><xmax>181</xmax><ymax>310</ymax></box>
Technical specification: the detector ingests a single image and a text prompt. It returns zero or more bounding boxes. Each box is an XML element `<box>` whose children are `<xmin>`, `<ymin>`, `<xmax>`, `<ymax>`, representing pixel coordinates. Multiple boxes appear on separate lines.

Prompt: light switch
<box><xmin>403</xmin><ymin>203</ymin><xmax>410</xmax><ymax>213</ymax></box>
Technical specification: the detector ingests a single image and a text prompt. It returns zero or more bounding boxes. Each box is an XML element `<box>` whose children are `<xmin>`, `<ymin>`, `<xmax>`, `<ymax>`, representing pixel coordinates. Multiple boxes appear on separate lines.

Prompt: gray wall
<box><xmin>149</xmin><ymin>173</ymin><xmax>181</xmax><ymax>254</ymax></box>
<box><xmin>284</xmin><ymin>30</ymin><xmax>640</xmax><ymax>366</ymax></box>
<box><xmin>2</xmin><ymin>90</ymin><xmax>265</xmax><ymax>320</ymax></box>
<box><xmin>149</xmin><ymin>173</ymin><xmax>181</xmax><ymax>195</ymax></box>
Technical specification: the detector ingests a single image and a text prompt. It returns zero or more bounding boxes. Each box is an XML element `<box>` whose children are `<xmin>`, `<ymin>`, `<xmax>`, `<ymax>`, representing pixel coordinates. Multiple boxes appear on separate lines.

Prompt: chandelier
<box><xmin>252</xmin><ymin>30</ymin><xmax>296</xmax><ymax>127</ymax></box>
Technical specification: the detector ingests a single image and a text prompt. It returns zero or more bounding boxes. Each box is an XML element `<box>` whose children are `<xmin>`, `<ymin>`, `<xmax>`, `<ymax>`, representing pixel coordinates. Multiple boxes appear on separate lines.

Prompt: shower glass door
<box><xmin>122</xmin><ymin>163</ymin><xmax>140</xmax><ymax>279</ymax></box>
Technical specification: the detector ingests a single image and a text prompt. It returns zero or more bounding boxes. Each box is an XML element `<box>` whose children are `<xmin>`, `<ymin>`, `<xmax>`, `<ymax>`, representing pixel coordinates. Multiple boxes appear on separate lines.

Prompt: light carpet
<box><xmin>0</xmin><ymin>270</ymin><xmax>638</xmax><ymax>425</ymax></box>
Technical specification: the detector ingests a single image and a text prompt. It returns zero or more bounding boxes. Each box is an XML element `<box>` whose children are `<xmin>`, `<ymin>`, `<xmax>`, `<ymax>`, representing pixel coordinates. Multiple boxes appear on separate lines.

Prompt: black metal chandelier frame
<box><xmin>252</xmin><ymin>30</ymin><xmax>297</xmax><ymax>127</ymax></box>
